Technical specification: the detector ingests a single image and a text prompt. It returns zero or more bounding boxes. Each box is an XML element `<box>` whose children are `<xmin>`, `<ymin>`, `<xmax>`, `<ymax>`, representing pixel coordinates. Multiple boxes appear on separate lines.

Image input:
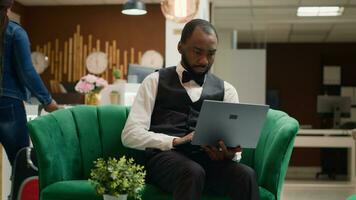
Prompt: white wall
<box><xmin>213</xmin><ymin>29</ymin><xmax>266</xmax><ymax>104</ymax></box>
<box><xmin>2</xmin><ymin>148</ymin><xmax>11</xmax><ymax>200</ymax></box>
<box><xmin>165</xmin><ymin>0</ymin><xmax>210</xmax><ymax>67</ymax></box>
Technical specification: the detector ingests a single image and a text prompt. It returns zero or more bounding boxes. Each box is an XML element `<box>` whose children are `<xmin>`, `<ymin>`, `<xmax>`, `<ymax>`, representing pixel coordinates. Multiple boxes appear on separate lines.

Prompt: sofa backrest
<box><xmin>28</xmin><ymin>108</ymin><xmax>82</xmax><ymax>190</ymax></box>
<box><xmin>28</xmin><ymin>105</ymin><xmax>130</xmax><ymax>191</ymax></box>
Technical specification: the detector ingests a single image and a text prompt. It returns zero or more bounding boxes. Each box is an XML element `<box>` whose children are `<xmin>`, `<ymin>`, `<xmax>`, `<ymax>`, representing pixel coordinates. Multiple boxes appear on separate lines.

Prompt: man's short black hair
<box><xmin>180</xmin><ymin>19</ymin><xmax>218</xmax><ymax>43</ymax></box>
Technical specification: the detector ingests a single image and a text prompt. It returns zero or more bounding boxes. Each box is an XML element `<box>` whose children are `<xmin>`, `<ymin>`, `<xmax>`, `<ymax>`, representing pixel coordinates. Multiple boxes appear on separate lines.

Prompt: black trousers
<box><xmin>146</xmin><ymin>150</ymin><xmax>259</xmax><ymax>200</ymax></box>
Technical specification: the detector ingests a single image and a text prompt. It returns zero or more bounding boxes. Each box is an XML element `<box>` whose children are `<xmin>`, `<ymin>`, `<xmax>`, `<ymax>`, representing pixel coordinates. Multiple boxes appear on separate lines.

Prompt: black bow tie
<box><xmin>182</xmin><ymin>70</ymin><xmax>205</xmax><ymax>86</ymax></box>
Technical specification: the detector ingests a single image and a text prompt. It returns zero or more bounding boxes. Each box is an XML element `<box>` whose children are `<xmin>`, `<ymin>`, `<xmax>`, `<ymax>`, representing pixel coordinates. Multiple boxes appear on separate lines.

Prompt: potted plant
<box><xmin>89</xmin><ymin>156</ymin><xmax>146</xmax><ymax>200</ymax></box>
<box><xmin>112</xmin><ymin>68</ymin><xmax>125</xmax><ymax>84</ymax></box>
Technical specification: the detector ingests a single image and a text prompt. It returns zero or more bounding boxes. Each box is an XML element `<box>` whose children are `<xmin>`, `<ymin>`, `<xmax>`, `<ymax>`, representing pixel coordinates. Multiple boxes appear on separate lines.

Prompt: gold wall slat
<box><xmin>35</xmin><ymin>25</ymin><xmax>148</xmax><ymax>84</ymax></box>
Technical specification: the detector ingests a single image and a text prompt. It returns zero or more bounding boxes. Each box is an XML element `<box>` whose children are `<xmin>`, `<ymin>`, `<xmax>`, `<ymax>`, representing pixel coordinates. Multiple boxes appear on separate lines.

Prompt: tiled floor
<box><xmin>282</xmin><ymin>180</ymin><xmax>356</xmax><ymax>200</ymax></box>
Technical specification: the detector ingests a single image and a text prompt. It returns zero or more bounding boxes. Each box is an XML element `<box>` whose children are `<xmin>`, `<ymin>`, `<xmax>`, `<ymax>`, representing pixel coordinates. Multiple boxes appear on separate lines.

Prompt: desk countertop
<box><xmin>298</xmin><ymin>129</ymin><xmax>354</xmax><ymax>136</ymax></box>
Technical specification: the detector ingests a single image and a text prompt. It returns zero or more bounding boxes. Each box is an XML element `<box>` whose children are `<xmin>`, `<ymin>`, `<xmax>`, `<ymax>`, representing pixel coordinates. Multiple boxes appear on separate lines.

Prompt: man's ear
<box><xmin>178</xmin><ymin>42</ymin><xmax>183</xmax><ymax>54</ymax></box>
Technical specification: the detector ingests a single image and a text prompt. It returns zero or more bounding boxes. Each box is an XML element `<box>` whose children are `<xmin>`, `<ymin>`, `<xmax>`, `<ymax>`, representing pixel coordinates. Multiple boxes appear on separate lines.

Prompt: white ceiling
<box><xmin>213</xmin><ymin>0</ymin><xmax>356</xmax><ymax>43</ymax></box>
<box><xmin>15</xmin><ymin>0</ymin><xmax>356</xmax><ymax>43</ymax></box>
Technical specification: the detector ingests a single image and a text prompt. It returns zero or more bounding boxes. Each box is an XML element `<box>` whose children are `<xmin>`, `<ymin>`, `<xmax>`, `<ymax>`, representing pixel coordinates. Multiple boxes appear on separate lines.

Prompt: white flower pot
<box><xmin>103</xmin><ymin>194</ymin><xmax>128</xmax><ymax>200</ymax></box>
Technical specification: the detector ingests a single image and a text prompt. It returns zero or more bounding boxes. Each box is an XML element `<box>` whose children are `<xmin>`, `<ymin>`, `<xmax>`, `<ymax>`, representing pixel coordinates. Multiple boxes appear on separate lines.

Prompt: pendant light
<box><xmin>122</xmin><ymin>0</ymin><xmax>147</xmax><ymax>16</ymax></box>
<box><xmin>161</xmin><ymin>0</ymin><xmax>199</xmax><ymax>23</ymax></box>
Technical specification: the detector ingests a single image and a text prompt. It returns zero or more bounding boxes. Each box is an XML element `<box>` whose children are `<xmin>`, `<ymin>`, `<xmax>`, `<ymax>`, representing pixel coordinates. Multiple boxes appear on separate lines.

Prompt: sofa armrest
<box><xmin>253</xmin><ymin>109</ymin><xmax>299</xmax><ymax>200</ymax></box>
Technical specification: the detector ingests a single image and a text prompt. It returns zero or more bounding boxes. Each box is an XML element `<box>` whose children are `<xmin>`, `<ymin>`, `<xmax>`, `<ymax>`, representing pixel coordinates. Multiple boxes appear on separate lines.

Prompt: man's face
<box><xmin>179</xmin><ymin>27</ymin><xmax>218</xmax><ymax>75</ymax></box>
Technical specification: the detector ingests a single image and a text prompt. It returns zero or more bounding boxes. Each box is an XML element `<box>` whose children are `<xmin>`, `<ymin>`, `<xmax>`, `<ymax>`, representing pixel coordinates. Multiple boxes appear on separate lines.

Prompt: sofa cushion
<box><xmin>141</xmin><ymin>184</ymin><xmax>275</xmax><ymax>200</ymax></box>
<box><xmin>41</xmin><ymin>180</ymin><xmax>101</xmax><ymax>200</ymax></box>
<box><xmin>41</xmin><ymin>180</ymin><xmax>274</xmax><ymax>200</ymax></box>
<box><xmin>259</xmin><ymin>187</ymin><xmax>276</xmax><ymax>200</ymax></box>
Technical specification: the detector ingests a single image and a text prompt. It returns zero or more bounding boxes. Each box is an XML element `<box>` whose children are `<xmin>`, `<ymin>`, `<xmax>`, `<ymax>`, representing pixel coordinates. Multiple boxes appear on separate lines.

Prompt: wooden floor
<box><xmin>282</xmin><ymin>180</ymin><xmax>356</xmax><ymax>200</ymax></box>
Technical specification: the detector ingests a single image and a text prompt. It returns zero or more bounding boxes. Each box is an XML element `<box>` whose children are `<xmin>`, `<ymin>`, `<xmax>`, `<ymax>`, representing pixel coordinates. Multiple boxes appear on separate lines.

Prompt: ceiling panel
<box><xmin>214</xmin><ymin>21</ymin><xmax>252</xmax><ymax>30</ymax></box>
<box><xmin>299</xmin><ymin>0</ymin><xmax>349</xmax><ymax>6</ymax></box>
<box><xmin>253</xmin><ymin>8</ymin><xmax>296</xmax><ymax>16</ymax></box>
<box><xmin>267</xmin><ymin>24</ymin><xmax>292</xmax><ymax>31</ymax></box>
<box><xmin>213</xmin><ymin>0</ymin><xmax>251</xmax><ymax>7</ymax></box>
<box><xmin>253</xmin><ymin>23</ymin><xmax>267</xmax><ymax>31</ymax></box>
<box><xmin>292</xmin><ymin>23</ymin><xmax>333</xmax><ymax>31</ymax></box>
<box><xmin>252</xmin><ymin>0</ymin><xmax>299</xmax><ymax>6</ymax></box>
<box><xmin>343</xmin><ymin>8</ymin><xmax>356</xmax><ymax>16</ymax></box>
<box><xmin>214</xmin><ymin>8</ymin><xmax>252</xmax><ymax>16</ymax></box>
<box><xmin>219</xmin><ymin>23</ymin><xmax>252</xmax><ymax>31</ymax></box>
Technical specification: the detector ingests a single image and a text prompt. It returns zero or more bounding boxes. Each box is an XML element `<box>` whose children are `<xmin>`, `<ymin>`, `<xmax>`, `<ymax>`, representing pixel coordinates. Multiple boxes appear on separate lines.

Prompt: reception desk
<box><xmin>295</xmin><ymin>129</ymin><xmax>356</xmax><ymax>183</ymax></box>
<box><xmin>99</xmin><ymin>82</ymin><xmax>140</xmax><ymax>106</ymax></box>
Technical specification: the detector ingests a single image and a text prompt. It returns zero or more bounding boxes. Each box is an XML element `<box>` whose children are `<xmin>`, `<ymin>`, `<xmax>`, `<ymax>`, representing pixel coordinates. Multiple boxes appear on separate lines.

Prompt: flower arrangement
<box><xmin>75</xmin><ymin>74</ymin><xmax>108</xmax><ymax>94</ymax></box>
<box><xmin>89</xmin><ymin>156</ymin><xmax>146</xmax><ymax>200</ymax></box>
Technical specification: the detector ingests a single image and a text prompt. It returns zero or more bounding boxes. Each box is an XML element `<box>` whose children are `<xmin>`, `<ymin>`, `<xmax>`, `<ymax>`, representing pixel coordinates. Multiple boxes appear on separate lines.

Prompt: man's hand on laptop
<box><xmin>203</xmin><ymin>140</ymin><xmax>242</xmax><ymax>161</ymax></box>
<box><xmin>172</xmin><ymin>132</ymin><xmax>194</xmax><ymax>147</ymax></box>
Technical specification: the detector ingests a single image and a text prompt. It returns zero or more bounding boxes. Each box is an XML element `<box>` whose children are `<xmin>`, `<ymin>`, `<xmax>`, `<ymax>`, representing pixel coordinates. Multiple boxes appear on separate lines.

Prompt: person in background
<box><xmin>122</xmin><ymin>19</ymin><xmax>259</xmax><ymax>200</ymax></box>
<box><xmin>0</xmin><ymin>0</ymin><xmax>59</xmax><ymax>166</ymax></box>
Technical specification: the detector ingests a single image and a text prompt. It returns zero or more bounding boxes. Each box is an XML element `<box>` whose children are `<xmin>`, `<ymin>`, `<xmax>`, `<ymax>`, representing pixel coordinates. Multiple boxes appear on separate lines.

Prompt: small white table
<box><xmin>295</xmin><ymin>129</ymin><xmax>356</xmax><ymax>183</ymax></box>
<box><xmin>99</xmin><ymin>82</ymin><xmax>140</xmax><ymax>106</ymax></box>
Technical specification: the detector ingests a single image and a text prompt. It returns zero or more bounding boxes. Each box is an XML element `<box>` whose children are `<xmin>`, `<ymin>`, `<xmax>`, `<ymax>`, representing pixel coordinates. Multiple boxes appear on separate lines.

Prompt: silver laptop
<box><xmin>191</xmin><ymin>100</ymin><xmax>269</xmax><ymax>148</ymax></box>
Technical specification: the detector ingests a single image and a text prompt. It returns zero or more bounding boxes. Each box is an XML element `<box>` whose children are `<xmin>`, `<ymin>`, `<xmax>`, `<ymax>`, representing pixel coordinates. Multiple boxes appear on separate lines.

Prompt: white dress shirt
<box><xmin>122</xmin><ymin>63</ymin><xmax>239</xmax><ymax>152</ymax></box>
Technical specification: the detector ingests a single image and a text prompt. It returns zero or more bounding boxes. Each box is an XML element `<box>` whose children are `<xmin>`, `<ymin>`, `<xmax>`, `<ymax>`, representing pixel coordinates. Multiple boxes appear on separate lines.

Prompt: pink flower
<box><xmin>83</xmin><ymin>74</ymin><xmax>98</xmax><ymax>84</ymax></box>
<box><xmin>75</xmin><ymin>80</ymin><xmax>94</xmax><ymax>93</ymax></box>
<box><xmin>96</xmin><ymin>78</ymin><xmax>108</xmax><ymax>88</ymax></box>
<box><xmin>75</xmin><ymin>74</ymin><xmax>108</xmax><ymax>94</ymax></box>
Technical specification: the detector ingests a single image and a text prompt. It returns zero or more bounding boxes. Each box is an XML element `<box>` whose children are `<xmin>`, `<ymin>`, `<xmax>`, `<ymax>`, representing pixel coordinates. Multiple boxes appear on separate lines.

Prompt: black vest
<box><xmin>149</xmin><ymin>66</ymin><xmax>224</xmax><ymax>137</ymax></box>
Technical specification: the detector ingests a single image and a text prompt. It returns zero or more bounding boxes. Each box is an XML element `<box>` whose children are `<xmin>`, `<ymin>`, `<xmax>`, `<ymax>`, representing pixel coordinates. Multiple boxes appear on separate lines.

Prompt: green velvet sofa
<box><xmin>27</xmin><ymin>105</ymin><xmax>299</xmax><ymax>200</ymax></box>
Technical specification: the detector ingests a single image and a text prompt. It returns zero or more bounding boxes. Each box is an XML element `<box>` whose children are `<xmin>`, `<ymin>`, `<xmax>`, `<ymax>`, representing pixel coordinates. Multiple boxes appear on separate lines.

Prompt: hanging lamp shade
<box><xmin>161</xmin><ymin>0</ymin><xmax>199</xmax><ymax>23</ymax></box>
<box><xmin>122</xmin><ymin>0</ymin><xmax>147</xmax><ymax>15</ymax></box>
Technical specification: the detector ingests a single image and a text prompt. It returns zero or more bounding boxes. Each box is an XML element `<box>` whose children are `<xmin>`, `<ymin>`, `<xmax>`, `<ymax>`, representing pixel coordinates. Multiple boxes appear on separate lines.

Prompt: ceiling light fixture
<box><xmin>161</xmin><ymin>0</ymin><xmax>199</xmax><ymax>23</ymax></box>
<box><xmin>297</xmin><ymin>6</ymin><xmax>344</xmax><ymax>17</ymax></box>
<box><xmin>122</xmin><ymin>0</ymin><xmax>147</xmax><ymax>16</ymax></box>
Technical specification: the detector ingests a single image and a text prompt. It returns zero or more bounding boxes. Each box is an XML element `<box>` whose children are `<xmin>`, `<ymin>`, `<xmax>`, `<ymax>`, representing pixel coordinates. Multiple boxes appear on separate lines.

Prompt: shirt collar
<box><xmin>176</xmin><ymin>62</ymin><xmax>206</xmax><ymax>86</ymax></box>
<box><xmin>176</xmin><ymin>62</ymin><xmax>186</xmax><ymax>82</ymax></box>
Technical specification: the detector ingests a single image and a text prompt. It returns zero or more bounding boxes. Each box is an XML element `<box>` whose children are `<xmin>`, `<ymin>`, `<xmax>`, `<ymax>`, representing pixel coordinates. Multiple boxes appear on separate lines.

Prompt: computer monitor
<box><xmin>127</xmin><ymin>64</ymin><xmax>156</xmax><ymax>83</ymax></box>
<box><xmin>317</xmin><ymin>95</ymin><xmax>351</xmax><ymax>128</ymax></box>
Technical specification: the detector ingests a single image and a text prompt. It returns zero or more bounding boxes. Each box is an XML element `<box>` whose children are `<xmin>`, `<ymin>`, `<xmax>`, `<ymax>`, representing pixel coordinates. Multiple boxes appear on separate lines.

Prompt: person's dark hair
<box><xmin>0</xmin><ymin>0</ymin><xmax>13</xmax><ymax>41</ymax></box>
<box><xmin>1</xmin><ymin>0</ymin><xmax>13</xmax><ymax>87</ymax></box>
<box><xmin>180</xmin><ymin>19</ymin><xmax>218</xmax><ymax>43</ymax></box>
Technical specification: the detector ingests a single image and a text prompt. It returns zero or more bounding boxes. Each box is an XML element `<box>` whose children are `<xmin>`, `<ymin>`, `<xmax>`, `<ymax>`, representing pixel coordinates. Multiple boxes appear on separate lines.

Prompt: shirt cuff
<box><xmin>232</xmin><ymin>152</ymin><xmax>242</xmax><ymax>162</ymax></box>
<box><xmin>160</xmin><ymin>135</ymin><xmax>179</xmax><ymax>151</ymax></box>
